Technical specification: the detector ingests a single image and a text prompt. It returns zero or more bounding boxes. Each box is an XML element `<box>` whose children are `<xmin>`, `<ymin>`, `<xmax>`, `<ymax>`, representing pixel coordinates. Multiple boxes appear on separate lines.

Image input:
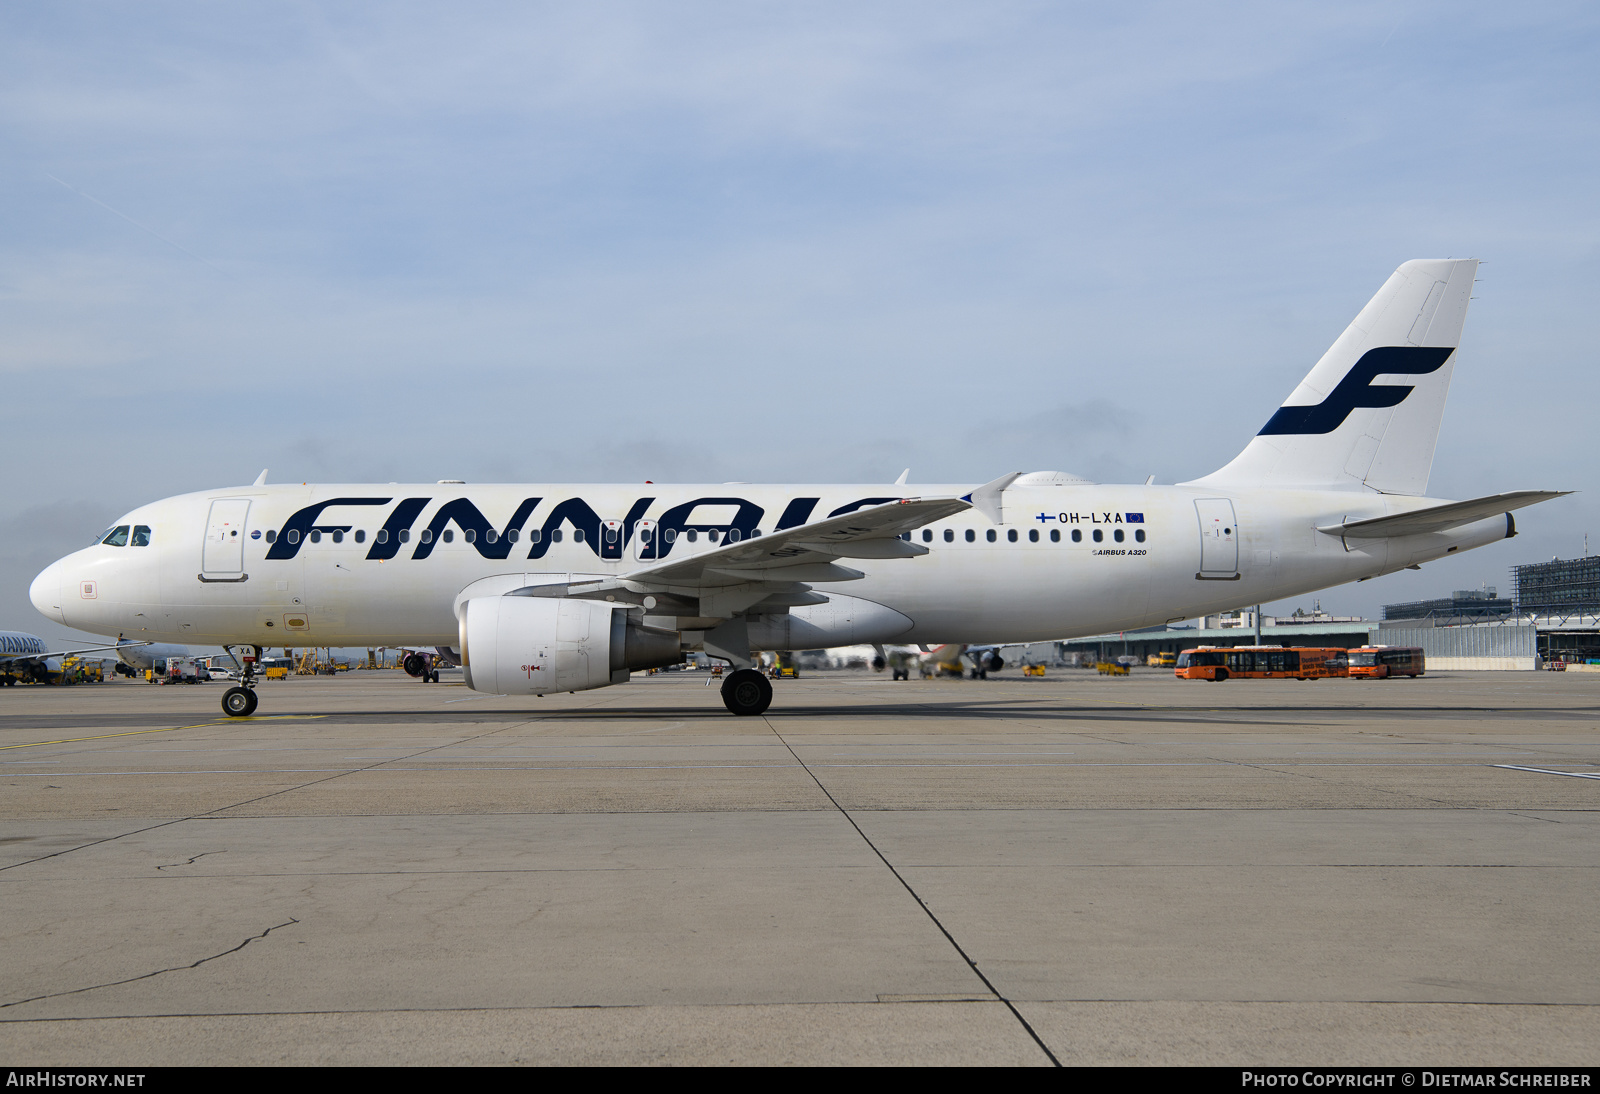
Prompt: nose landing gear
<box><xmin>220</xmin><ymin>644</ymin><xmax>263</xmax><ymax>717</ymax></box>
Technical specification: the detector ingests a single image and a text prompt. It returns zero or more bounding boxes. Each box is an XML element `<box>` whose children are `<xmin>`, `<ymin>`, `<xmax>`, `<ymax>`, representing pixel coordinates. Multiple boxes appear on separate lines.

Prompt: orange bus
<box><xmin>1175</xmin><ymin>645</ymin><xmax>1350</xmax><ymax>681</ymax></box>
<box><xmin>1348</xmin><ymin>646</ymin><xmax>1424</xmax><ymax>679</ymax></box>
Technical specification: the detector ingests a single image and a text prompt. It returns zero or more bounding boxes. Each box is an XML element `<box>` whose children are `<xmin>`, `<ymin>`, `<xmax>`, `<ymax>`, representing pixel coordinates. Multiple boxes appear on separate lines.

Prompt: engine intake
<box><xmin>459</xmin><ymin>596</ymin><xmax>680</xmax><ymax>696</ymax></box>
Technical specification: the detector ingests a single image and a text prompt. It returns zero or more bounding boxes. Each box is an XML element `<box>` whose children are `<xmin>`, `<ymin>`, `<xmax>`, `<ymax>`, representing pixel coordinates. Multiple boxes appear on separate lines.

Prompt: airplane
<box><xmin>0</xmin><ymin>631</ymin><xmax>140</xmax><ymax>686</ymax></box>
<box><xmin>29</xmin><ymin>259</ymin><xmax>1569</xmax><ymax>719</ymax></box>
<box><xmin>111</xmin><ymin>639</ymin><xmax>194</xmax><ymax>677</ymax></box>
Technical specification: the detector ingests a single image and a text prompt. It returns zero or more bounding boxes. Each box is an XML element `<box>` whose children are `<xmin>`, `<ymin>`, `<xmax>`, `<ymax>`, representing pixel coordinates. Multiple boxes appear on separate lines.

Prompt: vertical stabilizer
<box><xmin>1186</xmin><ymin>259</ymin><xmax>1478</xmax><ymax>495</ymax></box>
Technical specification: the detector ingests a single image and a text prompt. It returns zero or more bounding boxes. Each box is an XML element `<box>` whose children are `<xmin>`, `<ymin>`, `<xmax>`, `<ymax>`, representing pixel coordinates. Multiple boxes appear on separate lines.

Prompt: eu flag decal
<box><xmin>1125</xmin><ymin>513</ymin><xmax>1144</xmax><ymax>523</ymax></box>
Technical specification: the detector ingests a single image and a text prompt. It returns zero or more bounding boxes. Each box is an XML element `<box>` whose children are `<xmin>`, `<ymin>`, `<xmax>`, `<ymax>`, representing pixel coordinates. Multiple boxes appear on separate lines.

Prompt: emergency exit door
<box><xmin>202</xmin><ymin>499</ymin><xmax>251</xmax><ymax>579</ymax></box>
<box><xmin>1194</xmin><ymin>498</ymin><xmax>1239</xmax><ymax>579</ymax></box>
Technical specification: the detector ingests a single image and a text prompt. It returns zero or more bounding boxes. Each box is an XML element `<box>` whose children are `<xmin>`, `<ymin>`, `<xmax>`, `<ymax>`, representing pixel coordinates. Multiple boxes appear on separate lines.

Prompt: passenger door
<box><xmin>1194</xmin><ymin>499</ymin><xmax>1239</xmax><ymax>579</ymax></box>
<box><xmin>201</xmin><ymin>499</ymin><xmax>252</xmax><ymax>580</ymax></box>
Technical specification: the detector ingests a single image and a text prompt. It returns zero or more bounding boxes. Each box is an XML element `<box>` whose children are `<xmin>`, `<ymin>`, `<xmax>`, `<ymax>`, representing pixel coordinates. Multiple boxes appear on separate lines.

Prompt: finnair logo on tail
<box><xmin>1258</xmin><ymin>347</ymin><xmax>1454</xmax><ymax>436</ymax></box>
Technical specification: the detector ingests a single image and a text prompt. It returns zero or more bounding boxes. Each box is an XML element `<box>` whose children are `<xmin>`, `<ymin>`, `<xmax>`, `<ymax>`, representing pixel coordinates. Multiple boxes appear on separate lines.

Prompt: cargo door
<box><xmin>202</xmin><ymin>499</ymin><xmax>252</xmax><ymax>580</ymax></box>
<box><xmin>1194</xmin><ymin>498</ymin><xmax>1239</xmax><ymax>580</ymax></box>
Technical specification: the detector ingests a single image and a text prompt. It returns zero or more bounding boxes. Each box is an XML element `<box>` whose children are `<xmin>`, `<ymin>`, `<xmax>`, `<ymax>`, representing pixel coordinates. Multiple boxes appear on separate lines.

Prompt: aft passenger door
<box><xmin>1194</xmin><ymin>498</ymin><xmax>1239</xmax><ymax>580</ymax></box>
<box><xmin>201</xmin><ymin>499</ymin><xmax>252</xmax><ymax>581</ymax></box>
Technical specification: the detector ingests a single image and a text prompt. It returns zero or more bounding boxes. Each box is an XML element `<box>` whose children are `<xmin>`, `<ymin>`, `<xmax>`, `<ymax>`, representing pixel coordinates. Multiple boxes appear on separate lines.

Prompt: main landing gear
<box><xmin>220</xmin><ymin>644</ymin><xmax>262</xmax><ymax>718</ymax></box>
<box><xmin>720</xmin><ymin>668</ymin><xmax>773</xmax><ymax>716</ymax></box>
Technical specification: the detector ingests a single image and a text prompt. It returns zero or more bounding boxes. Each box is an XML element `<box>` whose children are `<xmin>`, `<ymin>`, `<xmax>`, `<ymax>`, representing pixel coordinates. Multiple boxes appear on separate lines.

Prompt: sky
<box><xmin>2</xmin><ymin>1</ymin><xmax>1597</xmax><ymax>645</ymax></box>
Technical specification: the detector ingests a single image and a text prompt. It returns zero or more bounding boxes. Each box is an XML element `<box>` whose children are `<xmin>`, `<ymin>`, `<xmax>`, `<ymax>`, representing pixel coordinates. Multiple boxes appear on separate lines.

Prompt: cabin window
<box><xmin>506</xmin><ymin>529</ymin><xmax>519</xmax><ymax>543</ymax></box>
<box><xmin>1135</xmin><ymin>529</ymin><xmax>1145</xmax><ymax>542</ymax></box>
<box><xmin>287</xmin><ymin>529</ymin><xmax>300</xmax><ymax>544</ymax></box>
<box><xmin>419</xmin><ymin>529</ymin><xmax>432</xmax><ymax>544</ymax></box>
<box><xmin>1050</xmin><ymin>529</ymin><xmax>1060</xmax><ymax>542</ymax></box>
<box><xmin>1029</xmin><ymin>529</ymin><xmax>1039</xmax><ymax>542</ymax></box>
<box><xmin>101</xmin><ymin>526</ymin><xmax>130</xmax><ymax>547</ymax></box>
<box><xmin>552</xmin><ymin>529</ymin><xmax>563</xmax><ymax>543</ymax></box>
<box><xmin>443</xmin><ymin>530</ymin><xmax>454</xmax><ymax>543</ymax></box>
<box><xmin>375</xmin><ymin>529</ymin><xmax>387</xmax><ymax>544</ymax></box>
<box><xmin>987</xmin><ymin>529</ymin><xmax>997</xmax><ymax>542</ymax></box>
<box><xmin>1114</xmin><ymin>529</ymin><xmax>1124</xmax><ymax>543</ymax></box>
<box><xmin>1093</xmin><ymin>529</ymin><xmax>1103</xmax><ymax>542</ymax></box>
<box><xmin>354</xmin><ymin>529</ymin><xmax>366</xmax><ymax>544</ymax></box>
<box><xmin>265</xmin><ymin>530</ymin><xmax>277</xmax><ymax>544</ymax></box>
<box><xmin>604</xmin><ymin>526</ymin><xmax>618</xmax><ymax>544</ymax></box>
<box><xmin>1072</xmin><ymin>528</ymin><xmax>1082</xmax><ymax>542</ymax></box>
<box><xmin>573</xmin><ymin>529</ymin><xmax>584</xmax><ymax>543</ymax></box>
<box><xmin>664</xmin><ymin>528</ymin><xmax>676</xmax><ymax>542</ymax></box>
<box><xmin>727</xmin><ymin>528</ymin><xmax>741</xmax><ymax>543</ymax></box>
<box><xmin>398</xmin><ymin>528</ymin><xmax>410</xmax><ymax>543</ymax></box>
<box><xmin>943</xmin><ymin>529</ymin><xmax>954</xmax><ymax>542</ymax></box>
<box><xmin>964</xmin><ymin>529</ymin><xmax>975</xmax><ymax>542</ymax></box>
<box><xmin>1007</xmin><ymin>529</ymin><xmax>1018</xmax><ymax>543</ymax></box>
<box><xmin>922</xmin><ymin>529</ymin><xmax>932</xmax><ymax>542</ymax></box>
<box><xmin>686</xmin><ymin>530</ymin><xmax>698</xmax><ymax>543</ymax></box>
<box><xmin>331</xmin><ymin>530</ymin><xmax>344</xmax><ymax>544</ymax></box>
<box><xmin>708</xmin><ymin>530</ymin><xmax>719</xmax><ymax>543</ymax></box>
<box><xmin>309</xmin><ymin>530</ymin><xmax>322</xmax><ymax>544</ymax></box>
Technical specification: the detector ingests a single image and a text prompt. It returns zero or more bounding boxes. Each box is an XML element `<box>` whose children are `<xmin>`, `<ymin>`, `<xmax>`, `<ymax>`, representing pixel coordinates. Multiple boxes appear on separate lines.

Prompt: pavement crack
<box><xmin>0</xmin><ymin>918</ymin><xmax>299</xmax><ymax>1010</ymax></box>
<box><xmin>155</xmin><ymin>851</ymin><xmax>223</xmax><ymax>871</ymax></box>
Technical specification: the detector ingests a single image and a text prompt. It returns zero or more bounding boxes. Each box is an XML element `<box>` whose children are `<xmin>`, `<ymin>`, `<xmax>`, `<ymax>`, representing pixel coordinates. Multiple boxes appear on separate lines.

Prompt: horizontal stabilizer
<box><xmin>1319</xmin><ymin>491</ymin><xmax>1570</xmax><ymax>539</ymax></box>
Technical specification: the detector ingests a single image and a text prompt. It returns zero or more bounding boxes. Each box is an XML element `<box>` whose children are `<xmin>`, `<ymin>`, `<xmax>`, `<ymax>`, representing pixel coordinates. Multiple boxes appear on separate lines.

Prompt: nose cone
<box><xmin>30</xmin><ymin>561</ymin><xmax>66</xmax><ymax>625</ymax></box>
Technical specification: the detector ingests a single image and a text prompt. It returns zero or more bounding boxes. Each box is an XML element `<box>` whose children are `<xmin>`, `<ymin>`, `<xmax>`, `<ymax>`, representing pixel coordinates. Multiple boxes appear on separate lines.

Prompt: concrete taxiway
<box><xmin>0</xmin><ymin>669</ymin><xmax>1596</xmax><ymax>1065</ymax></box>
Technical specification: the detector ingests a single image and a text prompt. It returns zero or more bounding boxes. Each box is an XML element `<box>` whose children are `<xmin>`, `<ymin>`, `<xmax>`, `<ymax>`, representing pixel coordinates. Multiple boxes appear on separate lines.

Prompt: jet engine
<box><xmin>458</xmin><ymin>596</ymin><xmax>680</xmax><ymax>696</ymax></box>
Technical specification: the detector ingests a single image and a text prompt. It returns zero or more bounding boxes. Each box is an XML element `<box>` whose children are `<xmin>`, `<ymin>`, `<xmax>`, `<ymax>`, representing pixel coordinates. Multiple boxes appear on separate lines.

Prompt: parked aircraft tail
<box><xmin>1187</xmin><ymin>259</ymin><xmax>1478</xmax><ymax>495</ymax></box>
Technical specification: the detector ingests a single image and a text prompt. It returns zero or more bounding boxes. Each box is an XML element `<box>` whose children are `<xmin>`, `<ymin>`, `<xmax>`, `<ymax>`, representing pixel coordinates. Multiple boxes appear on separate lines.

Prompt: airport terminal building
<box><xmin>1052</xmin><ymin>556</ymin><xmax>1600</xmax><ymax>670</ymax></box>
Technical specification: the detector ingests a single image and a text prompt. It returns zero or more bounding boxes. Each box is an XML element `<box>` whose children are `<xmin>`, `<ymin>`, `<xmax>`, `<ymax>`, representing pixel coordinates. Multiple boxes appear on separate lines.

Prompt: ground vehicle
<box><xmin>1149</xmin><ymin>652</ymin><xmax>1177</xmax><ymax>668</ymax></box>
<box><xmin>1349</xmin><ymin>646</ymin><xmax>1425</xmax><ymax>678</ymax></box>
<box><xmin>1175</xmin><ymin>646</ymin><xmax>1349</xmax><ymax>681</ymax></box>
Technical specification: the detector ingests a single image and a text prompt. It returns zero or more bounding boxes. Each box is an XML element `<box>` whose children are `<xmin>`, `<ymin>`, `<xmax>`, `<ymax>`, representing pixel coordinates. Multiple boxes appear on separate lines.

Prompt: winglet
<box><xmin>894</xmin><ymin>468</ymin><xmax>909</xmax><ymax>486</ymax></box>
<box><xmin>253</xmin><ymin>469</ymin><xmax>268</xmax><ymax>486</ymax></box>
<box><xmin>964</xmin><ymin>472</ymin><xmax>1021</xmax><ymax>524</ymax></box>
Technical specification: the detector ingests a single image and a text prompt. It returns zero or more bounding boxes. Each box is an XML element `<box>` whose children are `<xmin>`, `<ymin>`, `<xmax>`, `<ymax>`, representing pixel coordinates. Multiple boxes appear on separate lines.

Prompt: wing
<box><xmin>0</xmin><ymin>641</ymin><xmax>140</xmax><ymax>665</ymax></box>
<box><xmin>626</xmin><ymin>494</ymin><xmax>967</xmax><ymax>590</ymax></box>
<box><xmin>502</xmin><ymin>494</ymin><xmax>972</xmax><ymax>620</ymax></box>
<box><xmin>1320</xmin><ymin>490</ymin><xmax>1570</xmax><ymax>539</ymax></box>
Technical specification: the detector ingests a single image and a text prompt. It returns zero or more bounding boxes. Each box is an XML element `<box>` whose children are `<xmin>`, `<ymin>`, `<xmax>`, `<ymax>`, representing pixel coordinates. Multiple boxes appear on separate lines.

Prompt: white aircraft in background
<box><xmin>111</xmin><ymin>639</ymin><xmax>194</xmax><ymax>676</ymax></box>
<box><xmin>0</xmin><ymin>630</ymin><xmax>138</xmax><ymax>686</ymax></box>
<box><xmin>31</xmin><ymin>260</ymin><xmax>1568</xmax><ymax>718</ymax></box>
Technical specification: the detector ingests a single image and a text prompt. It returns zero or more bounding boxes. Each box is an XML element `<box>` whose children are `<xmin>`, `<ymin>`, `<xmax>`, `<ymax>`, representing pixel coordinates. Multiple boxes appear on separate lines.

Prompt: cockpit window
<box><xmin>101</xmin><ymin>526</ymin><xmax>130</xmax><ymax>547</ymax></box>
<box><xmin>130</xmin><ymin>525</ymin><xmax>152</xmax><ymax>547</ymax></box>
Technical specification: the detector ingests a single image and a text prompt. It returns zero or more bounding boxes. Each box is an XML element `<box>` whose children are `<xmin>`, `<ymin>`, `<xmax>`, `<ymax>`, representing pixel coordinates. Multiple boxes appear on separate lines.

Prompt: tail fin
<box><xmin>1187</xmin><ymin>259</ymin><xmax>1478</xmax><ymax>495</ymax></box>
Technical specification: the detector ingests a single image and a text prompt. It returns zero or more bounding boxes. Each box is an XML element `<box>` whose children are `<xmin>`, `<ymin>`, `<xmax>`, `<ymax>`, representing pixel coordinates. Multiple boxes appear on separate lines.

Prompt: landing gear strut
<box><xmin>720</xmin><ymin>668</ymin><xmax>772</xmax><ymax>716</ymax></box>
<box><xmin>221</xmin><ymin>644</ymin><xmax>262</xmax><ymax>717</ymax></box>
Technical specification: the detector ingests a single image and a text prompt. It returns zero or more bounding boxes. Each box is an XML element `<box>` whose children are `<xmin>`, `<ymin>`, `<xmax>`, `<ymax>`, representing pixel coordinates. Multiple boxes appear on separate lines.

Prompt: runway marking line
<box><xmin>1494</xmin><ymin>764</ymin><xmax>1600</xmax><ymax>781</ymax></box>
<box><xmin>0</xmin><ymin>715</ymin><xmax>325</xmax><ymax>752</ymax></box>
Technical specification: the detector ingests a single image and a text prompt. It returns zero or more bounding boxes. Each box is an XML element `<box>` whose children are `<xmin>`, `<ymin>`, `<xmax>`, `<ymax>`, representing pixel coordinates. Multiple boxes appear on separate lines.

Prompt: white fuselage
<box><xmin>30</xmin><ymin>480</ymin><xmax>1510</xmax><ymax>651</ymax></box>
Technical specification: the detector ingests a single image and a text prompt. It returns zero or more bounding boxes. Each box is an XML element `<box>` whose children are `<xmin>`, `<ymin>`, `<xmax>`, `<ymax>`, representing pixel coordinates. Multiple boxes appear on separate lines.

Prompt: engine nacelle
<box><xmin>459</xmin><ymin>596</ymin><xmax>680</xmax><ymax>696</ymax></box>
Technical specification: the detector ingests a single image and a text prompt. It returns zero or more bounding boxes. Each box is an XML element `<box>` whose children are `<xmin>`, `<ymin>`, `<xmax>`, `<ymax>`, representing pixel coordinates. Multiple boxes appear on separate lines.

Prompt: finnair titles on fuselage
<box><xmin>30</xmin><ymin>260</ymin><xmax>1568</xmax><ymax>716</ymax></box>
